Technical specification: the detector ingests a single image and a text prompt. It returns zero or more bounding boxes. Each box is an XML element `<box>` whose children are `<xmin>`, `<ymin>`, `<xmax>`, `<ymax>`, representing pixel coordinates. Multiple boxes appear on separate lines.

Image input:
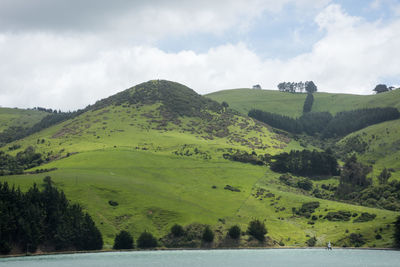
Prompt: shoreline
<box><xmin>1</xmin><ymin>246</ymin><xmax>398</xmax><ymax>259</ymax></box>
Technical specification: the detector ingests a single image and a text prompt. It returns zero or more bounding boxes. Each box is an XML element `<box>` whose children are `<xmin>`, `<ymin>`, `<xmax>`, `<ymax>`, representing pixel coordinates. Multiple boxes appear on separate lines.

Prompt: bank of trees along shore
<box><xmin>0</xmin><ymin>177</ymin><xmax>102</xmax><ymax>254</ymax></box>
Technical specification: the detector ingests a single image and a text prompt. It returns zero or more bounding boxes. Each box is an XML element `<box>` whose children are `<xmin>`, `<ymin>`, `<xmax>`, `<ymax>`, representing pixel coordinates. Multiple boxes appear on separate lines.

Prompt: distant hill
<box><xmin>206</xmin><ymin>88</ymin><xmax>400</xmax><ymax>118</ymax></box>
<box><xmin>0</xmin><ymin>107</ymin><xmax>48</xmax><ymax>132</ymax></box>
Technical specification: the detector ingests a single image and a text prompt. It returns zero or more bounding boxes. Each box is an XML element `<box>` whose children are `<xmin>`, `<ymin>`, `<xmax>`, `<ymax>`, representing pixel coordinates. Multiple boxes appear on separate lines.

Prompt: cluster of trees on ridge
<box><xmin>277</xmin><ymin>81</ymin><xmax>317</xmax><ymax>93</ymax></box>
<box><xmin>0</xmin><ymin>177</ymin><xmax>102</xmax><ymax>254</ymax></box>
<box><xmin>373</xmin><ymin>84</ymin><xmax>397</xmax><ymax>94</ymax></box>
<box><xmin>248</xmin><ymin>107</ymin><xmax>400</xmax><ymax>138</ymax></box>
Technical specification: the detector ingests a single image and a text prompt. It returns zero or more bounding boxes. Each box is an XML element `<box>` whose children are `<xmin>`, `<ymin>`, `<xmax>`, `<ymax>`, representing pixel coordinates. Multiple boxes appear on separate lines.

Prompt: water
<box><xmin>1</xmin><ymin>248</ymin><xmax>399</xmax><ymax>267</ymax></box>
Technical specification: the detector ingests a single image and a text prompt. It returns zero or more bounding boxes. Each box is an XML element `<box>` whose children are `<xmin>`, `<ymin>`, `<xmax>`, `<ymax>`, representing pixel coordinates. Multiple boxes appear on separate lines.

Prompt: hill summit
<box><xmin>90</xmin><ymin>80</ymin><xmax>222</xmax><ymax>119</ymax></box>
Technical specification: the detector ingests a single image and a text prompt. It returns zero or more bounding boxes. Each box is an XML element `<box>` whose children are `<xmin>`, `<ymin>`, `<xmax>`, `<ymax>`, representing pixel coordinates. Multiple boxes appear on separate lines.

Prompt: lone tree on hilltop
<box><xmin>373</xmin><ymin>84</ymin><xmax>388</xmax><ymax>94</ymax></box>
<box><xmin>305</xmin><ymin>81</ymin><xmax>317</xmax><ymax>93</ymax></box>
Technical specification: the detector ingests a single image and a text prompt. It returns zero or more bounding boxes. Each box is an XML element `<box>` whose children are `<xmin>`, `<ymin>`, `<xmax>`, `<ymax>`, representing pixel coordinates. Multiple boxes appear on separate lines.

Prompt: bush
<box><xmin>394</xmin><ymin>216</ymin><xmax>400</xmax><ymax>248</ymax></box>
<box><xmin>306</xmin><ymin>237</ymin><xmax>317</xmax><ymax>247</ymax></box>
<box><xmin>202</xmin><ymin>226</ymin><xmax>214</xmax><ymax>243</ymax></box>
<box><xmin>108</xmin><ymin>200</ymin><xmax>119</xmax><ymax>206</ymax></box>
<box><xmin>247</xmin><ymin>220</ymin><xmax>267</xmax><ymax>242</ymax></box>
<box><xmin>349</xmin><ymin>233</ymin><xmax>366</xmax><ymax>247</ymax></box>
<box><xmin>113</xmin><ymin>230</ymin><xmax>134</xmax><ymax>249</ymax></box>
<box><xmin>171</xmin><ymin>224</ymin><xmax>185</xmax><ymax>237</ymax></box>
<box><xmin>137</xmin><ymin>232</ymin><xmax>158</xmax><ymax>249</ymax></box>
<box><xmin>297</xmin><ymin>179</ymin><xmax>313</xmax><ymax>191</ymax></box>
<box><xmin>353</xmin><ymin>212</ymin><xmax>376</xmax><ymax>223</ymax></box>
<box><xmin>324</xmin><ymin>211</ymin><xmax>351</xmax><ymax>221</ymax></box>
<box><xmin>228</xmin><ymin>225</ymin><xmax>241</xmax><ymax>239</ymax></box>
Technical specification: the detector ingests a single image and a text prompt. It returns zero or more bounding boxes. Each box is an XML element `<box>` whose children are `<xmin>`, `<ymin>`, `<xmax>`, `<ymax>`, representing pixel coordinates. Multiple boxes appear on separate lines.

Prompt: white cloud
<box><xmin>1</xmin><ymin>2</ymin><xmax>399</xmax><ymax>110</ymax></box>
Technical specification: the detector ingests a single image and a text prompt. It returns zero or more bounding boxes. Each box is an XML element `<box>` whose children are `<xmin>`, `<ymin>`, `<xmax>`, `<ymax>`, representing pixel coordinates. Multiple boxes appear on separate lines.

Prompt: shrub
<box><xmin>137</xmin><ymin>232</ymin><xmax>157</xmax><ymax>249</ymax></box>
<box><xmin>113</xmin><ymin>230</ymin><xmax>134</xmax><ymax>249</ymax></box>
<box><xmin>108</xmin><ymin>200</ymin><xmax>119</xmax><ymax>206</ymax></box>
<box><xmin>306</xmin><ymin>237</ymin><xmax>317</xmax><ymax>247</ymax></box>
<box><xmin>171</xmin><ymin>224</ymin><xmax>185</xmax><ymax>237</ymax></box>
<box><xmin>228</xmin><ymin>225</ymin><xmax>241</xmax><ymax>239</ymax></box>
<box><xmin>325</xmin><ymin>211</ymin><xmax>351</xmax><ymax>221</ymax></box>
<box><xmin>202</xmin><ymin>226</ymin><xmax>214</xmax><ymax>243</ymax></box>
<box><xmin>297</xmin><ymin>179</ymin><xmax>313</xmax><ymax>191</ymax></box>
<box><xmin>247</xmin><ymin>220</ymin><xmax>267</xmax><ymax>242</ymax></box>
<box><xmin>394</xmin><ymin>216</ymin><xmax>400</xmax><ymax>248</ymax></box>
<box><xmin>349</xmin><ymin>233</ymin><xmax>366</xmax><ymax>247</ymax></box>
<box><xmin>353</xmin><ymin>212</ymin><xmax>376</xmax><ymax>223</ymax></box>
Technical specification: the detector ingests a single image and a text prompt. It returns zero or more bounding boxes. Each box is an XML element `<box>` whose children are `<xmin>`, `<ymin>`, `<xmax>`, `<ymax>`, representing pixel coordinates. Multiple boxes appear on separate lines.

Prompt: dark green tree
<box><xmin>202</xmin><ymin>226</ymin><xmax>214</xmax><ymax>243</ymax></box>
<box><xmin>171</xmin><ymin>224</ymin><xmax>184</xmax><ymax>237</ymax></box>
<box><xmin>113</xmin><ymin>230</ymin><xmax>134</xmax><ymax>249</ymax></box>
<box><xmin>305</xmin><ymin>81</ymin><xmax>317</xmax><ymax>93</ymax></box>
<box><xmin>373</xmin><ymin>84</ymin><xmax>388</xmax><ymax>94</ymax></box>
<box><xmin>394</xmin><ymin>216</ymin><xmax>400</xmax><ymax>248</ymax></box>
<box><xmin>228</xmin><ymin>225</ymin><xmax>241</xmax><ymax>239</ymax></box>
<box><xmin>137</xmin><ymin>232</ymin><xmax>157</xmax><ymax>249</ymax></box>
<box><xmin>378</xmin><ymin>168</ymin><xmax>391</xmax><ymax>185</ymax></box>
<box><xmin>303</xmin><ymin>93</ymin><xmax>314</xmax><ymax>113</ymax></box>
<box><xmin>247</xmin><ymin>220</ymin><xmax>267</xmax><ymax>242</ymax></box>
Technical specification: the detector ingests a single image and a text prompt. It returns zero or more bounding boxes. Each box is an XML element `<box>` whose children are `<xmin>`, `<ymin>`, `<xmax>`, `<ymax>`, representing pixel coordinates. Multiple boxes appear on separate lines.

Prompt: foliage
<box><xmin>171</xmin><ymin>224</ymin><xmax>185</xmax><ymax>237</ymax></box>
<box><xmin>249</xmin><ymin>107</ymin><xmax>399</xmax><ymax>138</ymax></box>
<box><xmin>0</xmin><ymin>177</ymin><xmax>102</xmax><ymax>254</ymax></box>
<box><xmin>202</xmin><ymin>226</ymin><xmax>214</xmax><ymax>243</ymax></box>
<box><xmin>306</xmin><ymin>236</ymin><xmax>317</xmax><ymax>247</ymax></box>
<box><xmin>348</xmin><ymin>233</ymin><xmax>366</xmax><ymax>247</ymax></box>
<box><xmin>228</xmin><ymin>225</ymin><xmax>241</xmax><ymax>239</ymax></box>
<box><xmin>271</xmin><ymin>149</ymin><xmax>339</xmax><ymax>177</ymax></box>
<box><xmin>373</xmin><ymin>84</ymin><xmax>389</xmax><ymax>94</ymax></box>
<box><xmin>279</xmin><ymin>174</ymin><xmax>313</xmax><ymax>191</ymax></box>
<box><xmin>324</xmin><ymin>211</ymin><xmax>352</xmax><ymax>221</ymax></box>
<box><xmin>247</xmin><ymin>220</ymin><xmax>267</xmax><ymax>242</ymax></box>
<box><xmin>337</xmin><ymin>155</ymin><xmax>371</xmax><ymax>197</ymax></box>
<box><xmin>378</xmin><ymin>168</ymin><xmax>391</xmax><ymax>185</ymax></box>
<box><xmin>353</xmin><ymin>212</ymin><xmax>376</xmax><ymax>223</ymax></box>
<box><xmin>293</xmin><ymin>202</ymin><xmax>320</xmax><ymax>218</ymax></box>
<box><xmin>394</xmin><ymin>216</ymin><xmax>400</xmax><ymax>248</ymax></box>
<box><xmin>223</xmin><ymin>151</ymin><xmax>266</xmax><ymax>165</ymax></box>
<box><xmin>137</xmin><ymin>231</ymin><xmax>157</xmax><ymax>249</ymax></box>
<box><xmin>0</xmin><ymin>146</ymin><xmax>43</xmax><ymax>176</ymax></box>
<box><xmin>277</xmin><ymin>81</ymin><xmax>317</xmax><ymax>94</ymax></box>
<box><xmin>113</xmin><ymin>230</ymin><xmax>134</xmax><ymax>249</ymax></box>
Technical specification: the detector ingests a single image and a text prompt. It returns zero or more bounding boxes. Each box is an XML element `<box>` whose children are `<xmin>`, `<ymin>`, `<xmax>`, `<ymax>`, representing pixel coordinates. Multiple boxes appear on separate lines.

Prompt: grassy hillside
<box><xmin>206</xmin><ymin>89</ymin><xmax>400</xmax><ymax>118</ymax></box>
<box><xmin>1</xmin><ymin>149</ymin><xmax>396</xmax><ymax>248</ymax></box>
<box><xmin>0</xmin><ymin>107</ymin><xmax>47</xmax><ymax>132</ymax></box>
<box><xmin>1</xmin><ymin>81</ymin><xmax>398</xmax><ymax>249</ymax></box>
<box><xmin>337</xmin><ymin>118</ymin><xmax>400</xmax><ymax>181</ymax></box>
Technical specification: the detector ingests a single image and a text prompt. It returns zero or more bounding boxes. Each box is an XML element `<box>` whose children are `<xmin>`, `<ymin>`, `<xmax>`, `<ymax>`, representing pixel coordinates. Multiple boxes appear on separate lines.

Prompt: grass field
<box><xmin>0</xmin><ymin>107</ymin><xmax>47</xmax><ymax>132</ymax></box>
<box><xmin>206</xmin><ymin>89</ymin><xmax>400</xmax><ymax>118</ymax></box>
<box><xmin>1</xmin><ymin>148</ymin><xmax>396</xmax><ymax>248</ymax></box>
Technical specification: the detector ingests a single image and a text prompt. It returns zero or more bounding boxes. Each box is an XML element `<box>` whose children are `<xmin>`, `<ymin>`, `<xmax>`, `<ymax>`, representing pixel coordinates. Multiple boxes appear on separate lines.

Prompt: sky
<box><xmin>0</xmin><ymin>0</ymin><xmax>399</xmax><ymax>110</ymax></box>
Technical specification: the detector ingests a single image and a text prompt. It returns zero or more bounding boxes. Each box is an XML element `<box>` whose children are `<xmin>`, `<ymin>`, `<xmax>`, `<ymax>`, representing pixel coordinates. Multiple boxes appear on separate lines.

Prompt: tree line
<box><xmin>277</xmin><ymin>81</ymin><xmax>317</xmax><ymax>94</ymax></box>
<box><xmin>0</xmin><ymin>177</ymin><xmax>103</xmax><ymax>254</ymax></box>
<box><xmin>248</xmin><ymin>107</ymin><xmax>400</xmax><ymax>138</ymax></box>
<box><xmin>270</xmin><ymin>149</ymin><xmax>339</xmax><ymax>177</ymax></box>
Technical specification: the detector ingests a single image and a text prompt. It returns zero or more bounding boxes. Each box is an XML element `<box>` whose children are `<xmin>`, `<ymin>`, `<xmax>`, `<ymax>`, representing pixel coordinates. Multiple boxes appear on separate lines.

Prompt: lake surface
<box><xmin>1</xmin><ymin>248</ymin><xmax>400</xmax><ymax>267</ymax></box>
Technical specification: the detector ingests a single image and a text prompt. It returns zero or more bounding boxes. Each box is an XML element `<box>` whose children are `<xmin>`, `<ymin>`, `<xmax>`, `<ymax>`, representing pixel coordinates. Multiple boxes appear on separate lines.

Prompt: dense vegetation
<box><xmin>302</xmin><ymin>93</ymin><xmax>314</xmax><ymax>113</ymax></box>
<box><xmin>248</xmin><ymin>107</ymin><xmax>399</xmax><ymax>138</ymax></box>
<box><xmin>0</xmin><ymin>147</ymin><xmax>43</xmax><ymax>175</ymax></box>
<box><xmin>277</xmin><ymin>81</ymin><xmax>317</xmax><ymax>93</ymax></box>
<box><xmin>113</xmin><ymin>230</ymin><xmax>134</xmax><ymax>250</ymax></box>
<box><xmin>270</xmin><ymin>150</ymin><xmax>339</xmax><ymax>177</ymax></box>
<box><xmin>0</xmin><ymin>177</ymin><xmax>102</xmax><ymax>254</ymax></box>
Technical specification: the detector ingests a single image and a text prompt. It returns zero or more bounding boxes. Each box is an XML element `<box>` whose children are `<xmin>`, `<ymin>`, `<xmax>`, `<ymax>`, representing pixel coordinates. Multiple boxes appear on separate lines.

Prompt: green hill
<box><xmin>0</xmin><ymin>107</ymin><xmax>48</xmax><ymax>132</ymax></box>
<box><xmin>206</xmin><ymin>89</ymin><xmax>400</xmax><ymax>118</ymax></box>
<box><xmin>0</xmin><ymin>81</ymin><xmax>398</xmax><ymax>249</ymax></box>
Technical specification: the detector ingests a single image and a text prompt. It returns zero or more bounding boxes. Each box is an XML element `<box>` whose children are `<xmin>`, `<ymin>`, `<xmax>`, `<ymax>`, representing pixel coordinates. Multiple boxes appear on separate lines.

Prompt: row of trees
<box><xmin>270</xmin><ymin>149</ymin><xmax>339</xmax><ymax>177</ymax></box>
<box><xmin>277</xmin><ymin>81</ymin><xmax>317</xmax><ymax>94</ymax></box>
<box><xmin>248</xmin><ymin>107</ymin><xmax>399</xmax><ymax>138</ymax></box>
<box><xmin>0</xmin><ymin>177</ymin><xmax>103</xmax><ymax>254</ymax></box>
<box><xmin>373</xmin><ymin>84</ymin><xmax>397</xmax><ymax>94</ymax></box>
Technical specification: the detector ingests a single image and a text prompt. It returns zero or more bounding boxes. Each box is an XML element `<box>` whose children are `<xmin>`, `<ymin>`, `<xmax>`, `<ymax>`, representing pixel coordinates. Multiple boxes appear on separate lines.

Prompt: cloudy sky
<box><xmin>0</xmin><ymin>0</ymin><xmax>399</xmax><ymax>110</ymax></box>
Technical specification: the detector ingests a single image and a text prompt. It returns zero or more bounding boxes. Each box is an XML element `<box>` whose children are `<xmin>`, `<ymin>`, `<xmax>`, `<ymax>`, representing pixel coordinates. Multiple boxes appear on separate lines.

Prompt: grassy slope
<box><xmin>0</xmin><ymin>101</ymin><xmax>396</xmax><ymax>248</ymax></box>
<box><xmin>206</xmin><ymin>89</ymin><xmax>400</xmax><ymax>118</ymax></box>
<box><xmin>337</xmin><ymin>119</ymin><xmax>400</xmax><ymax>181</ymax></box>
<box><xmin>0</xmin><ymin>107</ymin><xmax>47</xmax><ymax>132</ymax></box>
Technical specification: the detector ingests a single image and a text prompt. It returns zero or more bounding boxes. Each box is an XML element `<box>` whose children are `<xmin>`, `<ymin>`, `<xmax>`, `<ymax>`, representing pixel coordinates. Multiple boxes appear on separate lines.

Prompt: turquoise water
<box><xmin>1</xmin><ymin>249</ymin><xmax>400</xmax><ymax>267</ymax></box>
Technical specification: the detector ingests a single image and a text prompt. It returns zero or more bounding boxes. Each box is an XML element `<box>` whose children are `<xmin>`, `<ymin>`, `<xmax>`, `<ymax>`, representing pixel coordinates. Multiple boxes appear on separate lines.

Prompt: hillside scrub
<box><xmin>0</xmin><ymin>147</ymin><xmax>43</xmax><ymax>175</ymax></box>
<box><xmin>113</xmin><ymin>230</ymin><xmax>134</xmax><ymax>249</ymax></box>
